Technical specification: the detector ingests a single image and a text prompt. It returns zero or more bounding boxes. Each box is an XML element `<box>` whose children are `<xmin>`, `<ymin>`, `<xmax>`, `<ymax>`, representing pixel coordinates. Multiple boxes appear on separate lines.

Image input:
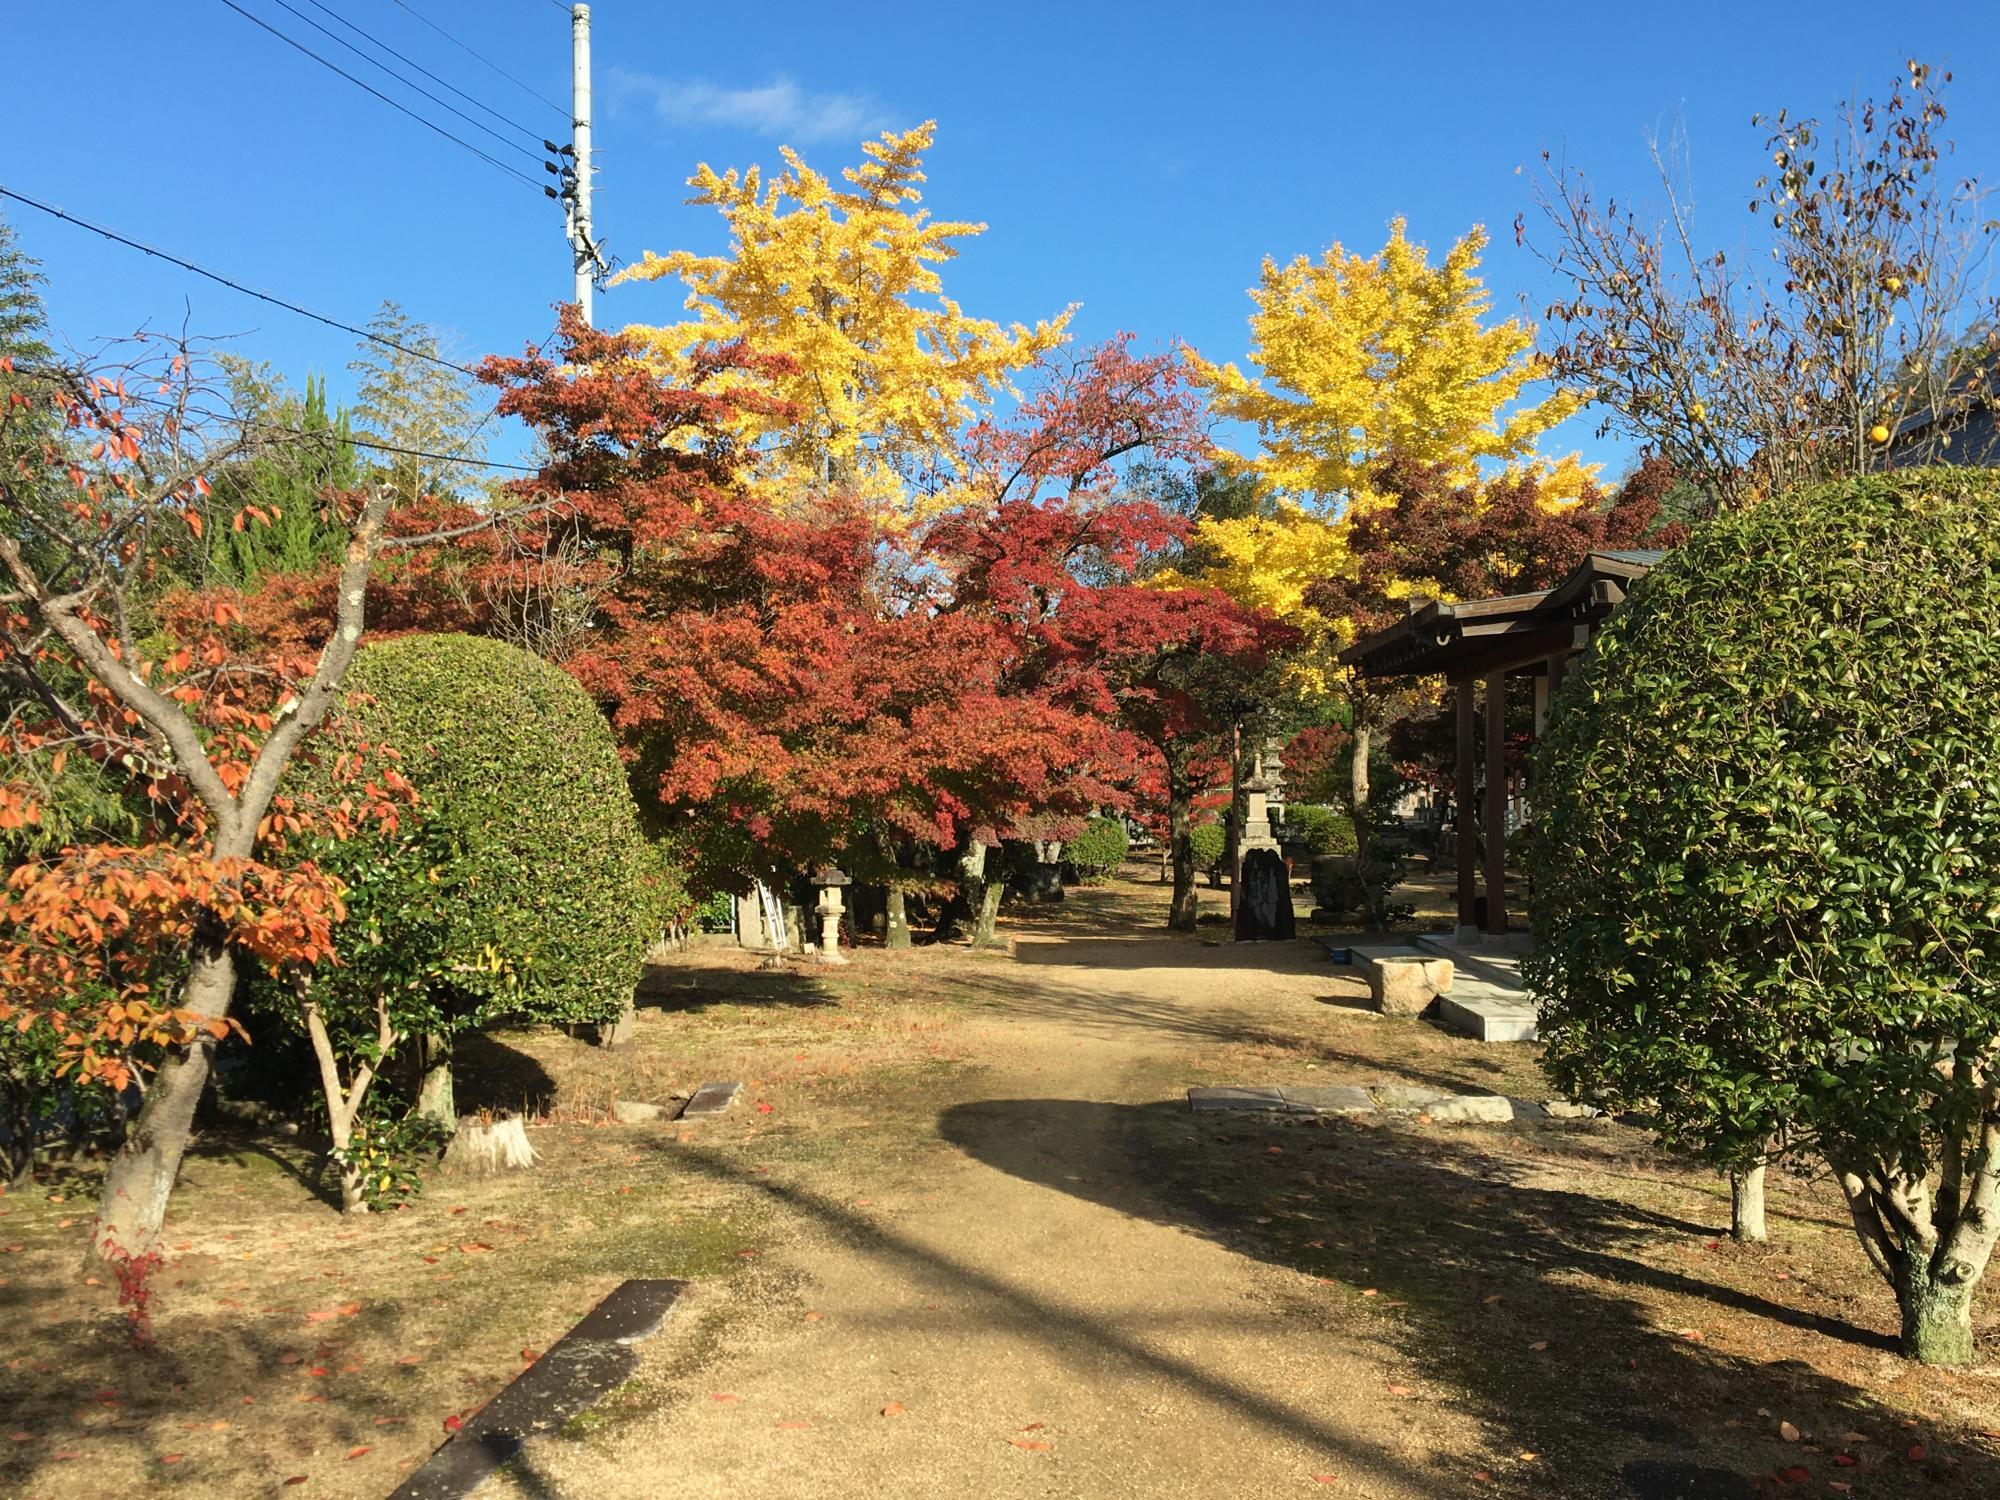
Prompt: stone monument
<box><xmin>1235</xmin><ymin>846</ymin><xmax>1296</xmax><ymax>941</ymax></box>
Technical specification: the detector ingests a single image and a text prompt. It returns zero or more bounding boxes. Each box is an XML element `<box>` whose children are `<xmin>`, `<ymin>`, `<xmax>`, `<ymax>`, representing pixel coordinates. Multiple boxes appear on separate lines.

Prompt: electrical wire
<box><xmin>214</xmin><ymin>0</ymin><xmax>545</xmax><ymax>192</ymax></box>
<box><xmin>0</xmin><ymin>185</ymin><xmax>484</xmax><ymax>379</ymax></box>
<box><xmin>392</xmin><ymin>0</ymin><xmax>571</xmax><ymax>119</ymax></box>
<box><xmin>264</xmin><ymin>0</ymin><xmax>547</xmax><ymax>164</ymax></box>
<box><xmin>296</xmin><ymin>0</ymin><xmax>553</xmax><ymax>149</ymax></box>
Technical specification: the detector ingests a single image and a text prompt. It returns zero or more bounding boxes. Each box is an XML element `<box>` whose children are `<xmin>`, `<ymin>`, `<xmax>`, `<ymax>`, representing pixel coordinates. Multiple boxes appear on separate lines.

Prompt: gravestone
<box><xmin>1234</xmin><ymin>846</ymin><xmax>1295</xmax><ymax>941</ymax></box>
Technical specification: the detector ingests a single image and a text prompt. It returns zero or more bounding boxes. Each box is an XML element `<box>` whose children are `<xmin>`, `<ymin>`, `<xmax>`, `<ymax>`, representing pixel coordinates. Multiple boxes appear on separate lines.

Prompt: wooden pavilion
<box><xmin>1337</xmin><ymin>549</ymin><xmax>1662</xmax><ymax>940</ymax></box>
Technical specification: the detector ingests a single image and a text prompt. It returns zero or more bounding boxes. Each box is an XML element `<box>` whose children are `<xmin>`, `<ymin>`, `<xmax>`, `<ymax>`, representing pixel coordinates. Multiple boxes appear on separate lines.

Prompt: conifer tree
<box><xmin>347</xmin><ymin>301</ymin><xmax>484</xmax><ymax>502</ymax></box>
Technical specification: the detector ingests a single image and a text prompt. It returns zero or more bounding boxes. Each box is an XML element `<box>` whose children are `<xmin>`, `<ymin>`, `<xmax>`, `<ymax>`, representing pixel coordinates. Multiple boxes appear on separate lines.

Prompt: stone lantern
<box><xmin>1239</xmin><ymin>776</ymin><xmax>1279</xmax><ymax>852</ymax></box>
<box><xmin>811</xmin><ymin>867</ymin><xmax>852</xmax><ymax>964</ymax></box>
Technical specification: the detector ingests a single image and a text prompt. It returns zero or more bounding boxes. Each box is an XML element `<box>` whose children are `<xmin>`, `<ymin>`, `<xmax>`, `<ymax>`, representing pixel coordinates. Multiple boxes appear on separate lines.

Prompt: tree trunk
<box><xmin>1731</xmin><ymin>1164</ymin><xmax>1767</xmax><ymax>1244</ymax></box>
<box><xmin>1898</xmin><ymin>1253</ymin><xmax>1977</xmax><ymax>1366</ymax></box>
<box><xmin>299</xmin><ymin>989</ymin><xmax>391</xmax><ymax>1216</ymax></box>
<box><xmin>1348</xmin><ymin>715</ymin><xmax>1391</xmax><ymax>926</ymax></box>
<box><xmin>885</xmin><ymin>886</ymin><xmax>911</xmax><ymax>949</ymax></box>
<box><xmin>89</xmin><ymin>942</ymin><xmax>234</xmax><ymax>1265</ymax></box>
<box><xmin>414</xmin><ymin>1033</ymin><xmax>455</xmax><ymax>1131</ymax></box>
<box><xmin>1167</xmin><ymin>782</ymin><xmax>1198</xmax><ymax>932</ymax></box>
<box><xmin>973</xmin><ymin>877</ymin><xmax>1004</xmax><ymax>950</ymax></box>
<box><xmin>596</xmin><ymin>995</ymin><xmax>638</xmax><ymax>1048</ymax></box>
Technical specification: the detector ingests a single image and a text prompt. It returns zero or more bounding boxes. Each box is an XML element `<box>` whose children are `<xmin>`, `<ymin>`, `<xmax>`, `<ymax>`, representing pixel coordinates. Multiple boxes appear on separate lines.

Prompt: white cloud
<box><xmin>608</xmin><ymin>68</ymin><xmax>891</xmax><ymax>144</ymax></box>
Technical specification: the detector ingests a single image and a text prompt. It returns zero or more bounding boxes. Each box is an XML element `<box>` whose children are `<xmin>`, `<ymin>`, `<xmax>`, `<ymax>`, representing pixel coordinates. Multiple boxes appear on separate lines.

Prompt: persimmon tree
<box><xmin>1528</xmin><ymin>60</ymin><xmax>1999</xmax><ymax>514</ymax></box>
<box><xmin>0</xmin><ymin>336</ymin><xmax>495</xmax><ymax>1263</ymax></box>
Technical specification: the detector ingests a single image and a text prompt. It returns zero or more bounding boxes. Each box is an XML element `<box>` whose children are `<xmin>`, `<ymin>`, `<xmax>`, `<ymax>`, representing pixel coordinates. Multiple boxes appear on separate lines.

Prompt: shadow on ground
<box><xmin>635</xmin><ymin>960</ymin><xmax>840</xmax><ymax>1015</ymax></box>
<box><xmin>932</xmin><ymin>1097</ymin><xmax>2000</xmax><ymax>1500</ymax></box>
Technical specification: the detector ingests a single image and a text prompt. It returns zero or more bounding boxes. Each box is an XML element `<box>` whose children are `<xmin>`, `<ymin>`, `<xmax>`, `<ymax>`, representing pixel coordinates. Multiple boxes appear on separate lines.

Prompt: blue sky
<box><xmin>7</xmin><ymin>0</ymin><xmax>2000</xmax><ymax>475</ymax></box>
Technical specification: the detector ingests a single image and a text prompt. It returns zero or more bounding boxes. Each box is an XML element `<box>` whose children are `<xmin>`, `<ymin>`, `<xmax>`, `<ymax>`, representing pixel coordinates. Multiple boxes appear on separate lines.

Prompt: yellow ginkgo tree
<box><xmin>613</xmin><ymin>123</ymin><xmax>1069</xmax><ymax>519</ymax></box>
<box><xmin>1180</xmin><ymin>219</ymin><xmax>1586</xmax><ymax>899</ymax></box>
<box><xmin>1182</xmin><ymin>218</ymin><xmax>1584</xmax><ymax>672</ymax></box>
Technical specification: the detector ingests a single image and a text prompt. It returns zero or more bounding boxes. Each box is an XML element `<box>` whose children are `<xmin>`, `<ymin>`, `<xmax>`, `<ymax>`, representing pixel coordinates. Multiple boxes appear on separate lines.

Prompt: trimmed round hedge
<box><xmin>1187</xmin><ymin>822</ymin><xmax>1226</xmax><ymax>871</ymax></box>
<box><xmin>328</xmin><ymin>634</ymin><xmax>656</xmax><ymax>1032</ymax></box>
<box><xmin>1065</xmin><ymin>816</ymin><xmax>1130</xmax><ymax>882</ymax></box>
<box><xmin>1526</xmin><ymin>468</ymin><xmax>2000</xmax><ymax>1172</ymax></box>
<box><xmin>1284</xmin><ymin>803</ymin><xmax>1357</xmax><ymax>858</ymax></box>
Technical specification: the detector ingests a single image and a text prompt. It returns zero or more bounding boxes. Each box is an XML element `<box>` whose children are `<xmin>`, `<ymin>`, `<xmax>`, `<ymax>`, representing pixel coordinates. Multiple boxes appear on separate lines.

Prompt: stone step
<box><xmin>1413</xmin><ymin>932</ymin><xmax>1528</xmax><ymax>990</ymax></box>
<box><xmin>1436</xmin><ymin>982</ymin><xmax>1539</xmax><ymax>1043</ymax></box>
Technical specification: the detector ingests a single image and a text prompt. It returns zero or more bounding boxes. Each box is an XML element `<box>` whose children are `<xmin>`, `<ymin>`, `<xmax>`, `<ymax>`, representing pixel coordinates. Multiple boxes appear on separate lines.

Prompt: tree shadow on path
<box><xmin>938</xmin><ymin>1097</ymin><xmax>2000</xmax><ymax>1500</ymax></box>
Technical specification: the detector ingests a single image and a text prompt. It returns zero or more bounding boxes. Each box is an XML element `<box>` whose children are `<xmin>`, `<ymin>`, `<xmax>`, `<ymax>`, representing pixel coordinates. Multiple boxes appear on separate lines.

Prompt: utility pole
<box><xmin>569</xmin><ymin>3</ymin><xmax>596</xmax><ymax>326</ymax></box>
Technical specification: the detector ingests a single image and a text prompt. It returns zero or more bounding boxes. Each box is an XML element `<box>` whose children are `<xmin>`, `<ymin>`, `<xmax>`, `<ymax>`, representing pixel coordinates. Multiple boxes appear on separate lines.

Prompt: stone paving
<box><xmin>1187</xmin><ymin>1082</ymin><xmax>1599</xmax><ymax>1122</ymax></box>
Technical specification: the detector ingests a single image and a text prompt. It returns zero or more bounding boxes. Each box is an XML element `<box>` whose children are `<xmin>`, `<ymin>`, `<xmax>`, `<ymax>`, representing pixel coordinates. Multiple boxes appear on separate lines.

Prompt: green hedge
<box><xmin>1065</xmin><ymin>817</ymin><xmax>1130</xmax><ymax>882</ymax></box>
<box><xmin>1188</xmin><ymin>822</ymin><xmax>1226</xmax><ymax>871</ymax></box>
<box><xmin>1284</xmin><ymin>803</ymin><xmax>1356</xmax><ymax>857</ymax></box>
<box><xmin>1525</xmin><ymin>468</ymin><xmax>2000</xmax><ymax>1360</ymax></box>
<box><xmin>316</xmin><ymin>634</ymin><xmax>657</xmax><ymax>1035</ymax></box>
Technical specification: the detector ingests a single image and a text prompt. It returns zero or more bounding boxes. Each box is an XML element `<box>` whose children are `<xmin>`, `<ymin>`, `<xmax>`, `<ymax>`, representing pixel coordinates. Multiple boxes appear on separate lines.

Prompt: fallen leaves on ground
<box><xmin>880</xmin><ymin>1402</ymin><xmax>905</xmax><ymax>1417</ymax></box>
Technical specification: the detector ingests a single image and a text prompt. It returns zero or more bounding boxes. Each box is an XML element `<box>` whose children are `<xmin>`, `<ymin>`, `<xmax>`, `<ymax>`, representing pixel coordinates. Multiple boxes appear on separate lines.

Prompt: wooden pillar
<box><xmin>1533</xmin><ymin>670</ymin><xmax>1550</xmax><ymax>738</ymax></box>
<box><xmin>1483</xmin><ymin>671</ymin><xmax>1508</xmax><ymax>935</ymax></box>
<box><xmin>1549</xmin><ymin>649</ymin><xmax>1572</xmax><ymax>697</ymax></box>
<box><xmin>1455</xmin><ymin>678</ymin><xmax>1477</xmax><ymax>935</ymax></box>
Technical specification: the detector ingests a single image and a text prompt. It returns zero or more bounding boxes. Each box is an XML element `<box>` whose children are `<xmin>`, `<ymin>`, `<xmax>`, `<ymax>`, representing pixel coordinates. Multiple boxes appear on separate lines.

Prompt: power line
<box><xmin>392</xmin><ymin>0</ymin><xmax>571</xmax><ymax>119</ymax></box>
<box><xmin>5</xmin><ymin>361</ymin><xmax>546</xmax><ymax>474</ymax></box>
<box><xmin>0</xmin><ymin>185</ymin><xmax>483</xmax><ymax>379</ymax></box>
<box><xmin>299</xmin><ymin>0</ymin><xmax>552</xmax><ymax>148</ymax></box>
<box><xmin>268</xmin><ymin>0</ymin><xmax>548</xmax><ymax>163</ymax></box>
<box><xmin>214</xmin><ymin>0</ymin><xmax>544</xmax><ymax>193</ymax></box>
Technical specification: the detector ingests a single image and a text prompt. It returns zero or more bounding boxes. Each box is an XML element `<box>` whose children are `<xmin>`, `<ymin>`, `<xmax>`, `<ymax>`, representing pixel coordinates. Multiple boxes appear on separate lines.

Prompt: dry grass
<box><xmin>3</xmin><ymin>868</ymin><xmax>1998</xmax><ymax>1497</ymax></box>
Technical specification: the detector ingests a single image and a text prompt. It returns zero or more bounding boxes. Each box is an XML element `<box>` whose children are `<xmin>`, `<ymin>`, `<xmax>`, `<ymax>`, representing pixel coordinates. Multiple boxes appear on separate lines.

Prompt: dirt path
<box><xmin>498</xmin><ymin>897</ymin><xmax>1487</xmax><ymax>1498</ymax></box>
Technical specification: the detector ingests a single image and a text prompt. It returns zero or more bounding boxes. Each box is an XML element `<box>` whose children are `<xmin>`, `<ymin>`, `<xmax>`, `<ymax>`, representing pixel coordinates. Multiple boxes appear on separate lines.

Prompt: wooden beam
<box><xmin>1456</xmin><ymin>679</ymin><xmax>1477</xmax><ymax>935</ymax></box>
<box><xmin>1483</xmin><ymin>671</ymin><xmax>1507</xmax><ymax>936</ymax></box>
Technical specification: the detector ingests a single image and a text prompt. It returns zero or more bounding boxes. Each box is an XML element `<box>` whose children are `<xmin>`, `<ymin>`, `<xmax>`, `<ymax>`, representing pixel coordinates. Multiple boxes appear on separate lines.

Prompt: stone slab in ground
<box><xmin>1279</xmin><ymin>1085</ymin><xmax>1376</xmax><ymax>1115</ymax></box>
<box><xmin>390</xmin><ymin>1278</ymin><xmax>686</xmax><ymax>1500</ymax></box>
<box><xmin>1543</xmin><ymin>1100</ymin><xmax>1602</xmax><ymax>1120</ymax></box>
<box><xmin>1188</xmin><ymin>1086</ymin><xmax>1287</xmax><ymax>1112</ymax></box>
<box><xmin>1425</xmin><ymin>1095</ymin><xmax>1543</xmax><ymax>1123</ymax></box>
<box><xmin>1371</xmin><ymin>1083</ymin><xmax>1454</xmax><ymax>1112</ymax></box>
<box><xmin>679</xmin><ymin>1081</ymin><xmax>742</xmax><ymax>1118</ymax></box>
<box><xmin>611</xmin><ymin>1099</ymin><xmax>686</xmax><ymax>1124</ymax></box>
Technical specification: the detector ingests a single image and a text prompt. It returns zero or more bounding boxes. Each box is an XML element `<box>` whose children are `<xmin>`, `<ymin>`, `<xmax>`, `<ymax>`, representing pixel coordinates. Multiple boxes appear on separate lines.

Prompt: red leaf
<box><xmin>443</xmin><ymin>1415</ymin><xmax>463</xmax><ymax>1433</ymax></box>
<box><xmin>346</xmin><ymin>1445</ymin><xmax>370</xmax><ymax>1460</ymax></box>
<box><xmin>1008</xmin><ymin>1437</ymin><xmax>1052</xmax><ymax>1452</ymax></box>
<box><xmin>880</xmin><ymin>1402</ymin><xmax>905</xmax><ymax>1417</ymax></box>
